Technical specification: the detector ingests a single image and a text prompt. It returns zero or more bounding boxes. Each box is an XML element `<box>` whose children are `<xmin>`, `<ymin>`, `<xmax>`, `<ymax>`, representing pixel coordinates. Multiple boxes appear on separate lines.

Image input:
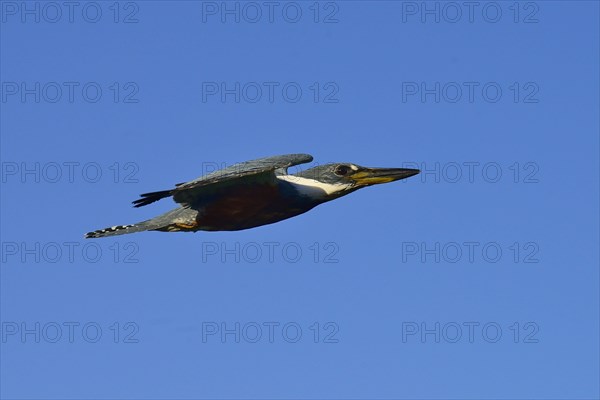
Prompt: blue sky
<box><xmin>1</xmin><ymin>1</ymin><xmax>598</xmax><ymax>399</ymax></box>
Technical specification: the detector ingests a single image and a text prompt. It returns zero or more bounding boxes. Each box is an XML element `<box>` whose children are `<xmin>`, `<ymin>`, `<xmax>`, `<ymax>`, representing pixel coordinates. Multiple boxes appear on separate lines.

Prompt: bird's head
<box><xmin>279</xmin><ymin>163</ymin><xmax>420</xmax><ymax>200</ymax></box>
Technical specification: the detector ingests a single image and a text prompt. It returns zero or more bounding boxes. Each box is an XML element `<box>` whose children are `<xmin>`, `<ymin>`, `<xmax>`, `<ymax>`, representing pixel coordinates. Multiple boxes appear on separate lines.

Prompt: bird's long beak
<box><xmin>349</xmin><ymin>167</ymin><xmax>420</xmax><ymax>186</ymax></box>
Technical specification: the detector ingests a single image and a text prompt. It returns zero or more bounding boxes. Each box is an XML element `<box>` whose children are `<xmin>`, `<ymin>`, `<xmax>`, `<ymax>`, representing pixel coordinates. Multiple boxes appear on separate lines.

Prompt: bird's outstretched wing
<box><xmin>132</xmin><ymin>153</ymin><xmax>313</xmax><ymax>208</ymax></box>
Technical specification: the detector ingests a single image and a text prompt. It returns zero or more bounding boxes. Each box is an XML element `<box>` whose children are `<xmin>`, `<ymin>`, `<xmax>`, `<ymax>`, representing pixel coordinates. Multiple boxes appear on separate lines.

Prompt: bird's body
<box><xmin>85</xmin><ymin>154</ymin><xmax>419</xmax><ymax>238</ymax></box>
<box><xmin>164</xmin><ymin>178</ymin><xmax>320</xmax><ymax>232</ymax></box>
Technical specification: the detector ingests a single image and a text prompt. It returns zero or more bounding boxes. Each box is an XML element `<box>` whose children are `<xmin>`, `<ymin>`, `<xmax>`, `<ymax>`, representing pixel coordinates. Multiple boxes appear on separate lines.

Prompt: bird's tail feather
<box><xmin>85</xmin><ymin>220</ymin><xmax>159</xmax><ymax>239</ymax></box>
<box><xmin>85</xmin><ymin>207</ymin><xmax>198</xmax><ymax>239</ymax></box>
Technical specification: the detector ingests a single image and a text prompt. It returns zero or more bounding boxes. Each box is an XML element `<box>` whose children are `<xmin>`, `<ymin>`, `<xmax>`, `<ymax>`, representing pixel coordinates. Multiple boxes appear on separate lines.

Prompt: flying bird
<box><xmin>85</xmin><ymin>154</ymin><xmax>419</xmax><ymax>238</ymax></box>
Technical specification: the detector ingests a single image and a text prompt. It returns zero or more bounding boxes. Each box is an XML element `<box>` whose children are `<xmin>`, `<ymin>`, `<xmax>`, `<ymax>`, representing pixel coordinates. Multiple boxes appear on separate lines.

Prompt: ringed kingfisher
<box><xmin>85</xmin><ymin>154</ymin><xmax>420</xmax><ymax>238</ymax></box>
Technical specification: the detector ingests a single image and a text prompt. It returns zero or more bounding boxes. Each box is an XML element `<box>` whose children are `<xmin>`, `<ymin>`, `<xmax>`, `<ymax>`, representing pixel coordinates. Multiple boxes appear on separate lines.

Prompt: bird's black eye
<box><xmin>334</xmin><ymin>165</ymin><xmax>351</xmax><ymax>176</ymax></box>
